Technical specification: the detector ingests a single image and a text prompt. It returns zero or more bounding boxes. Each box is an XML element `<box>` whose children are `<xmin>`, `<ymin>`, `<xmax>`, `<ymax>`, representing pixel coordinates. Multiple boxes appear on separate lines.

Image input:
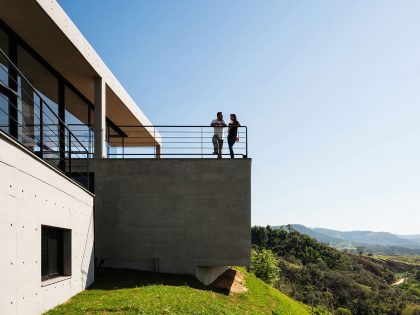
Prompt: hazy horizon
<box><xmin>59</xmin><ymin>0</ymin><xmax>420</xmax><ymax>234</ymax></box>
<box><xmin>269</xmin><ymin>223</ymin><xmax>420</xmax><ymax>236</ymax></box>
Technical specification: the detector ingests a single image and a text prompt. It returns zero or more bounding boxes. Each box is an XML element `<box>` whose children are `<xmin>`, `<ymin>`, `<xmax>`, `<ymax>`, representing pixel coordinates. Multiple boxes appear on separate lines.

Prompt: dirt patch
<box><xmin>211</xmin><ymin>268</ymin><xmax>248</xmax><ymax>293</ymax></box>
<box><xmin>392</xmin><ymin>278</ymin><xmax>406</xmax><ymax>286</ymax></box>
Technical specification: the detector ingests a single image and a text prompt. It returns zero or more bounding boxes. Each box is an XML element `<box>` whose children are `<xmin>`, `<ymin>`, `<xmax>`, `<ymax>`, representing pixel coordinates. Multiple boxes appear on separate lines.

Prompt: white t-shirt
<box><xmin>211</xmin><ymin>119</ymin><xmax>226</xmax><ymax>137</ymax></box>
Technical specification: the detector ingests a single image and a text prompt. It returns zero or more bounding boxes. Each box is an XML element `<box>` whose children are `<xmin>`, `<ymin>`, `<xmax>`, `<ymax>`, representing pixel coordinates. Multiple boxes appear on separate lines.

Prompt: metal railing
<box><xmin>106</xmin><ymin>125</ymin><xmax>248</xmax><ymax>158</ymax></box>
<box><xmin>68</xmin><ymin>123</ymin><xmax>94</xmax><ymax>158</ymax></box>
<box><xmin>0</xmin><ymin>48</ymin><xmax>90</xmax><ymax>189</ymax></box>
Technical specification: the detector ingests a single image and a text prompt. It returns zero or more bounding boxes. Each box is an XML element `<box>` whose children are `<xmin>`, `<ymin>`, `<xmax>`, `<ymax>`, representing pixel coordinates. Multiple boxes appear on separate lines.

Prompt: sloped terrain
<box><xmin>253</xmin><ymin>226</ymin><xmax>420</xmax><ymax>314</ymax></box>
<box><xmin>45</xmin><ymin>267</ymin><xmax>313</xmax><ymax>315</ymax></box>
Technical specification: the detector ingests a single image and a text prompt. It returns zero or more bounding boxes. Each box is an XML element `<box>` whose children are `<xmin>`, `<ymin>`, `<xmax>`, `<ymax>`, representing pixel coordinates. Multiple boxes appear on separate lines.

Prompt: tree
<box><xmin>356</xmin><ymin>246</ymin><xmax>365</xmax><ymax>255</ymax></box>
<box><xmin>251</xmin><ymin>226</ymin><xmax>268</xmax><ymax>247</ymax></box>
<box><xmin>250</xmin><ymin>248</ymin><xmax>279</xmax><ymax>285</ymax></box>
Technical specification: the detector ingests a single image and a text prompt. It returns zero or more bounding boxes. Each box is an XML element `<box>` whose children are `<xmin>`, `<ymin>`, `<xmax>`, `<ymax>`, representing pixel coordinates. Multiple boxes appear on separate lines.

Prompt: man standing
<box><xmin>210</xmin><ymin>112</ymin><xmax>227</xmax><ymax>158</ymax></box>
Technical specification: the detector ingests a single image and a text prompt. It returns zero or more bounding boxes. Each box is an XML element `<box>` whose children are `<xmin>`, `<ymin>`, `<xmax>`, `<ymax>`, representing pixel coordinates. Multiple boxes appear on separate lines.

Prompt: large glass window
<box><xmin>0</xmin><ymin>27</ymin><xmax>8</xmax><ymax>85</ymax></box>
<box><xmin>0</xmin><ymin>28</ymin><xmax>9</xmax><ymax>133</ymax></box>
<box><xmin>65</xmin><ymin>85</ymin><xmax>89</xmax><ymax>125</ymax></box>
<box><xmin>17</xmin><ymin>45</ymin><xmax>60</xmax><ymax>164</ymax></box>
<box><xmin>65</xmin><ymin>85</ymin><xmax>93</xmax><ymax>157</ymax></box>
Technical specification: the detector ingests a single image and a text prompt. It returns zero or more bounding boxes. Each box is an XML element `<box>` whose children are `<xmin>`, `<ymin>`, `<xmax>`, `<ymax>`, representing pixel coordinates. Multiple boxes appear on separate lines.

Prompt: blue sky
<box><xmin>59</xmin><ymin>0</ymin><xmax>420</xmax><ymax>234</ymax></box>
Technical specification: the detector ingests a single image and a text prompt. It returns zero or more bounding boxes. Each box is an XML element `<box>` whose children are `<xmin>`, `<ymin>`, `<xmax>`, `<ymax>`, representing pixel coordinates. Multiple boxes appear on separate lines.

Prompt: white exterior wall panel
<box><xmin>0</xmin><ymin>133</ymin><xmax>94</xmax><ymax>315</ymax></box>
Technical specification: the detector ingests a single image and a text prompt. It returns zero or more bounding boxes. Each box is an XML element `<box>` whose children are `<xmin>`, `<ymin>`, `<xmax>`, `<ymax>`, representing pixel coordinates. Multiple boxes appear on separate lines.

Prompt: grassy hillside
<box><xmin>375</xmin><ymin>255</ymin><xmax>420</xmax><ymax>266</ymax></box>
<box><xmin>45</xmin><ymin>267</ymin><xmax>315</xmax><ymax>315</ymax></box>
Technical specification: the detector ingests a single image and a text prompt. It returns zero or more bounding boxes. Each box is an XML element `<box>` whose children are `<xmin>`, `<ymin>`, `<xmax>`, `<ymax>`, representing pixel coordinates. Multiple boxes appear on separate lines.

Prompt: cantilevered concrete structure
<box><xmin>0</xmin><ymin>1</ymin><xmax>251</xmax><ymax>314</ymax></box>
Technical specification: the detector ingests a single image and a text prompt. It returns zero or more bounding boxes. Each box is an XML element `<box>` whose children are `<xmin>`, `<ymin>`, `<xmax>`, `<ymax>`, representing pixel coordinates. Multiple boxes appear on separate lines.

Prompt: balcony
<box><xmin>0</xmin><ymin>47</ymin><xmax>251</xmax><ymax>284</ymax></box>
<box><xmin>0</xmin><ymin>48</ymin><xmax>91</xmax><ymax>190</ymax></box>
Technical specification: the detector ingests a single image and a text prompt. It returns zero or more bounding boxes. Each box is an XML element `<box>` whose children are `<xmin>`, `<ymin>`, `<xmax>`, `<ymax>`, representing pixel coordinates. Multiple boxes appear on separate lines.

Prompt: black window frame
<box><xmin>41</xmin><ymin>226</ymin><xmax>64</xmax><ymax>281</ymax></box>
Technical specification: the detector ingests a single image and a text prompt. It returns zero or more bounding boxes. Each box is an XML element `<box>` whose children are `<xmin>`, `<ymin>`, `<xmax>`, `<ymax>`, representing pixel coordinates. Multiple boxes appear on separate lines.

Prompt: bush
<box><xmin>336</xmin><ymin>307</ymin><xmax>352</xmax><ymax>315</ymax></box>
<box><xmin>250</xmin><ymin>248</ymin><xmax>279</xmax><ymax>285</ymax></box>
<box><xmin>415</xmin><ymin>271</ymin><xmax>420</xmax><ymax>282</ymax></box>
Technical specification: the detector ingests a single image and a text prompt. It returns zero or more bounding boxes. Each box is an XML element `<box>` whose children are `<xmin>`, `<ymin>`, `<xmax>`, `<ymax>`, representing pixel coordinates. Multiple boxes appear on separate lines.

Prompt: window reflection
<box><xmin>17</xmin><ymin>45</ymin><xmax>60</xmax><ymax>166</ymax></box>
<box><xmin>0</xmin><ymin>28</ymin><xmax>9</xmax><ymax>133</ymax></box>
<box><xmin>65</xmin><ymin>85</ymin><xmax>92</xmax><ymax>153</ymax></box>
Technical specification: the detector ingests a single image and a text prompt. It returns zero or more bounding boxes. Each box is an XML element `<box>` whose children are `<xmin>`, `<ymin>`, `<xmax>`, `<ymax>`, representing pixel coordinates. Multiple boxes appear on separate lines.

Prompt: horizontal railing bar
<box><xmin>107</xmin><ymin>153</ymin><xmax>244</xmax><ymax>156</ymax></box>
<box><xmin>107</xmin><ymin>125</ymin><xmax>247</xmax><ymax>128</ymax></box>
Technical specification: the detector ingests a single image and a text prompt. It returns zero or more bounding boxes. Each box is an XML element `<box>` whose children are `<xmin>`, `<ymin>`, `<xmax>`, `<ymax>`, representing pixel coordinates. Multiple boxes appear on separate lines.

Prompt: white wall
<box><xmin>0</xmin><ymin>133</ymin><xmax>94</xmax><ymax>315</ymax></box>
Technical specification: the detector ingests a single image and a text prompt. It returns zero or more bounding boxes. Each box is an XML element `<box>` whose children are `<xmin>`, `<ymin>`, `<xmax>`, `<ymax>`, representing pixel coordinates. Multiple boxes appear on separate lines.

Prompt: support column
<box><xmin>94</xmin><ymin>78</ymin><xmax>106</xmax><ymax>159</ymax></box>
<box><xmin>155</xmin><ymin>144</ymin><xmax>161</xmax><ymax>159</ymax></box>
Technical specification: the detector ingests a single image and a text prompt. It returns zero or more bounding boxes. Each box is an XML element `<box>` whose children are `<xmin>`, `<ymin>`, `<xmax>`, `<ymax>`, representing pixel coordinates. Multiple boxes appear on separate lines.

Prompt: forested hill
<box><xmin>252</xmin><ymin>226</ymin><xmax>420</xmax><ymax>315</ymax></box>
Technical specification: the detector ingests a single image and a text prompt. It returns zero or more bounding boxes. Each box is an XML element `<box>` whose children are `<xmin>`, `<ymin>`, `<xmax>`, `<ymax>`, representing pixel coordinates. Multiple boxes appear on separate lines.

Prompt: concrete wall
<box><xmin>0</xmin><ymin>132</ymin><xmax>94</xmax><ymax>315</ymax></box>
<box><xmin>94</xmin><ymin>159</ymin><xmax>251</xmax><ymax>283</ymax></box>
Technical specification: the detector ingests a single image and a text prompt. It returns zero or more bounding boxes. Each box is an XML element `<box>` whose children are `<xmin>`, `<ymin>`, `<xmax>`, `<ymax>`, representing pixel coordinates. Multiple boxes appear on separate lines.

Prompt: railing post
<box><xmin>156</xmin><ymin>144</ymin><xmax>161</xmax><ymax>159</ymax></box>
<box><xmin>58</xmin><ymin>122</ymin><xmax>65</xmax><ymax>172</ymax></box>
<box><xmin>153</xmin><ymin>126</ymin><xmax>157</xmax><ymax>159</ymax></box>
<box><xmin>58</xmin><ymin>80</ymin><xmax>65</xmax><ymax>172</ymax></box>
<box><xmin>39</xmin><ymin>100</ymin><xmax>44</xmax><ymax>159</ymax></box>
<box><xmin>86</xmin><ymin>146</ymin><xmax>90</xmax><ymax>190</ymax></box>
<box><xmin>68</xmin><ymin>133</ymin><xmax>72</xmax><ymax>179</ymax></box>
<box><xmin>201</xmin><ymin>127</ymin><xmax>203</xmax><ymax>158</ymax></box>
<box><xmin>89</xmin><ymin>125</ymin><xmax>93</xmax><ymax>159</ymax></box>
<box><xmin>245</xmin><ymin>126</ymin><xmax>248</xmax><ymax>159</ymax></box>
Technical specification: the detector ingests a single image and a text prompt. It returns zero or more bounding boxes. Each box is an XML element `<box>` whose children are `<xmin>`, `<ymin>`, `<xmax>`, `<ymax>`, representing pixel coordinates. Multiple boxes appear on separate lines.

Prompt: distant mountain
<box><xmin>312</xmin><ymin>227</ymin><xmax>417</xmax><ymax>247</ymax></box>
<box><xmin>396</xmin><ymin>234</ymin><xmax>420</xmax><ymax>244</ymax></box>
<box><xmin>273</xmin><ymin>224</ymin><xmax>420</xmax><ymax>254</ymax></box>
<box><xmin>273</xmin><ymin>224</ymin><xmax>346</xmax><ymax>245</ymax></box>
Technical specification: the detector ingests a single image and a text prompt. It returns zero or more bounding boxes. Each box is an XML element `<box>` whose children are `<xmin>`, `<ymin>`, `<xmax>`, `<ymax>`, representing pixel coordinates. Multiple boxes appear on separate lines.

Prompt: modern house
<box><xmin>0</xmin><ymin>1</ymin><xmax>251</xmax><ymax>314</ymax></box>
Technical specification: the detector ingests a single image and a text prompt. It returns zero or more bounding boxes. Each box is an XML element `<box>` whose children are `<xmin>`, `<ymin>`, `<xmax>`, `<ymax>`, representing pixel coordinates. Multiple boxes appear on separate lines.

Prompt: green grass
<box><xmin>374</xmin><ymin>255</ymin><xmax>420</xmax><ymax>266</ymax></box>
<box><xmin>45</xmin><ymin>267</ymin><xmax>316</xmax><ymax>315</ymax></box>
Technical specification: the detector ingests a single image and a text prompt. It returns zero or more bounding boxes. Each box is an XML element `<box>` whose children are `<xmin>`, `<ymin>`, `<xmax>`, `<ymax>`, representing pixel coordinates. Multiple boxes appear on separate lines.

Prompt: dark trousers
<box><xmin>228</xmin><ymin>137</ymin><xmax>235</xmax><ymax>159</ymax></box>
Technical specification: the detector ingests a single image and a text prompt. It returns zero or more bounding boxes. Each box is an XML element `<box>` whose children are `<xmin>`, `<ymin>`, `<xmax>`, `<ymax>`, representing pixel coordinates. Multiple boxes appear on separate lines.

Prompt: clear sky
<box><xmin>58</xmin><ymin>0</ymin><xmax>420</xmax><ymax>234</ymax></box>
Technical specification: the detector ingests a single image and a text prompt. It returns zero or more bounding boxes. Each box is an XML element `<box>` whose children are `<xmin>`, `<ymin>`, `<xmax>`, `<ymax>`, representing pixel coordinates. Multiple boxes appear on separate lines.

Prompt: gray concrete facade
<box><xmin>0</xmin><ymin>132</ymin><xmax>94</xmax><ymax>315</ymax></box>
<box><xmin>94</xmin><ymin>159</ymin><xmax>251</xmax><ymax>283</ymax></box>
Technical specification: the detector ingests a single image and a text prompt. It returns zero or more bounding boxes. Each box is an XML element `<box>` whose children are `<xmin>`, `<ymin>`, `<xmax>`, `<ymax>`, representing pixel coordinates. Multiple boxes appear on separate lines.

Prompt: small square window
<box><xmin>41</xmin><ymin>226</ymin><xmax>71</xmax><ymax>281</ymax></box>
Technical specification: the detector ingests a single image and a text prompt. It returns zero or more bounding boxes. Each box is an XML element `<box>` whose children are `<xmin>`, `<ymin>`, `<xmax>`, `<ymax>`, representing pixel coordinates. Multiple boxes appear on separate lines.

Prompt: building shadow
<box><xmin>90</xmin><ymin>267</ymin><xmax>233</xmax><ymax>296</ymax></box>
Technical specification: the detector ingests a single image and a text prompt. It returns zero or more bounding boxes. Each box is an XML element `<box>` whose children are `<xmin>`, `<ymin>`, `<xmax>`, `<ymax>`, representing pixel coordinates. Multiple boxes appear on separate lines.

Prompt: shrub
<box><xmin>336</xmin><ymin>307</ymin><xmax>352</xmax><ymax>315</ymax></box>
<box><xmin>415</xmin><ymin>270</ymin><xmax>420</xmax><ymax>282</ymax></box>
<box><xmin>250</xmin><ymin>248</ymin><xmax>279</xmax><ymax>285</ymax></box>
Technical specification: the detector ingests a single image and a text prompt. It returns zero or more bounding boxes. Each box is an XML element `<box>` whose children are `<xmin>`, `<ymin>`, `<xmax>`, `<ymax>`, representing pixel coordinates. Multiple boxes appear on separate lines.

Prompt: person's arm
<box><xmin>235</xmin><ymin>122</ymin><xmax>241</xmax><ymax>141</ymax></box>
<box><xmin>210</xmin><ymin>119</ymin><xmax>216</xmax><ymax>127</ymax></box>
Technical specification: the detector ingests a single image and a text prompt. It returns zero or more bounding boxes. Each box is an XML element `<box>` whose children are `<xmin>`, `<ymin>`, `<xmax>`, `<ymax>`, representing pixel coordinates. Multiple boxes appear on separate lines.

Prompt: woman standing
<box><xmin>227</xmin><ymin>114</ymin><xmax>241</xmax><ymax>159</ymax></box>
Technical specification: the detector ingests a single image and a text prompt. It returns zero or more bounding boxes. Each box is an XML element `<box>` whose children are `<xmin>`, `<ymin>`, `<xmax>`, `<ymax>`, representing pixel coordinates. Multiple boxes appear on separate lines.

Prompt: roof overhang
<box><xmin>0</xmin><ymin>0</ymin><xmax>160</xmax><ymax>147</ymax></box>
